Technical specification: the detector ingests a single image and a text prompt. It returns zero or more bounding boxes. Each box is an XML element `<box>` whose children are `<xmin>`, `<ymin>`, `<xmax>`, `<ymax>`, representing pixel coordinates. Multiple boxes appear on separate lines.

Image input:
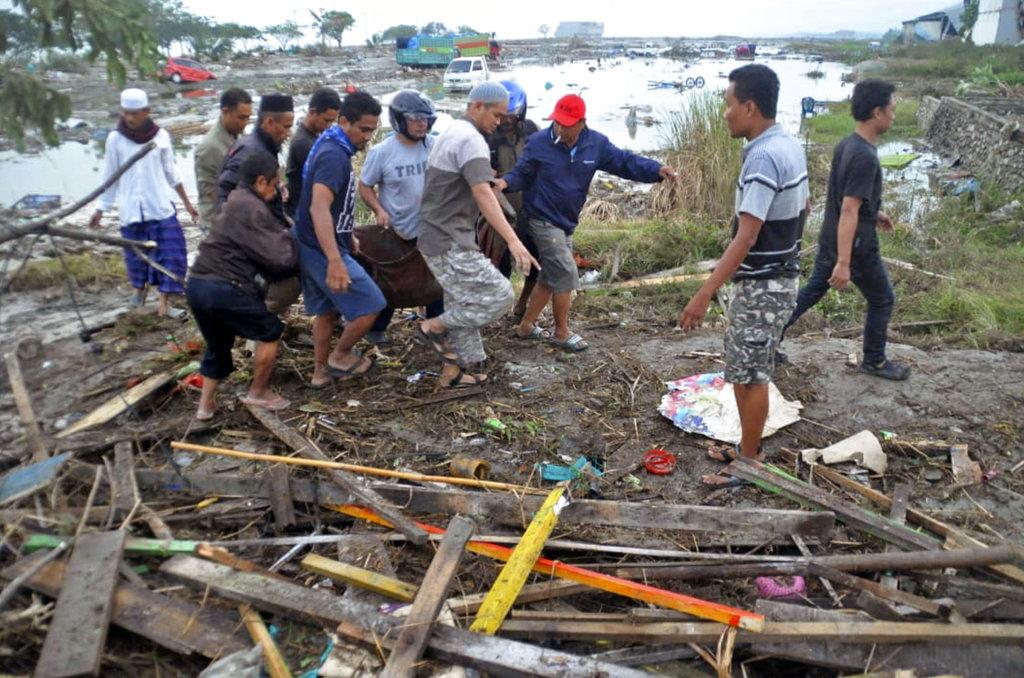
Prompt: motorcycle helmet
<box><xmin>388</xmin><ymin>89</ymin><xmax>436</xmax><ymax>142</ymax></box>
<box><xmin>499</xmin><ymin>80</ymin><xmax>527</xmax><ymax>120</ymax></box>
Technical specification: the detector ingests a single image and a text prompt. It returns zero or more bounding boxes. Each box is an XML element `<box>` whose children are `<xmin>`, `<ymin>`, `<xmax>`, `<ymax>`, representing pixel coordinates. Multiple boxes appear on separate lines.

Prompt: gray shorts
<box><xmin>724</xmin><ymin>277</ymin><xmax>798</xmax><ymax>385</ymax></box>
<box><xmin>528</xmin><ymin>219</ymin><xmax>579</xmax><ymax>293</ymax></box>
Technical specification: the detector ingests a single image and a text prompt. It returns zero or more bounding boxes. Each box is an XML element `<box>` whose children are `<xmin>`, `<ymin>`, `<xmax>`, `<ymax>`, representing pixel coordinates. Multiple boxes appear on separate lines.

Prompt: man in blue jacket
<box><xmin>496</xmin><ymin>94</ymin><xmax>676</xmax><ymax>351</ymax></box>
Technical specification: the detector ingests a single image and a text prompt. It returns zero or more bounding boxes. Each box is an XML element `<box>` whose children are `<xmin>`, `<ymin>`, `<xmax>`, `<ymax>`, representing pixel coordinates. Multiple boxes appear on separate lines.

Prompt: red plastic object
<box><xmin>643</xmin><ymin>448</ymin><xmax>676</xmax><ymax>475</ymax></box>
<box><xmin>179</xmin><ymin>372</ymin><xmax>204</xmax><ymax>391</ymax></box>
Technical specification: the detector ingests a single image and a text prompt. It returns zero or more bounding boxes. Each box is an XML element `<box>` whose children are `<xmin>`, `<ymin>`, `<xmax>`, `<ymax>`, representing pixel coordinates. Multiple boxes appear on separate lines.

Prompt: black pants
<box><xmin>370</xmin><ymin>297</ymin><xmax>445</xmax><ymax>333</ymax></box>
<box><xmin>186</xmin><ymin>277</ymin><xmax>283</xmax><ymax>379</ymax></box>
<box><xmin>783</xmin><ymin>247</ymin><xmax>895</xmax><ymax>364</ymax></box>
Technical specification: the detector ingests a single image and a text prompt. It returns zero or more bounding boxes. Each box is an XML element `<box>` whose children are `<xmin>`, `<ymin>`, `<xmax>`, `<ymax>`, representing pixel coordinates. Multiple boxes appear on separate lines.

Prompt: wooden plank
<box><xmin>25</xmin><ymin>533</ymin><xmax>198</xmax><ymax>556</ymax></box>
<box><xmin>950</xmin><ymin>445</ymin><xmax>982</xmax><ymax>485</ymax></box>
<box><xmin>4</xmin><ymin>350</ymin><xmax>48</xmax><ymax>461</ymax></box>
<box><xmin>497</xmin><ymin>619</ymin><xmax>1024</xmax><ymax>644</ymax></box>
<box><xmin>728</xmin><ymin>459</ymin><xmax>942</xmax><ymax>551</ymax></box>
<box><xmin>110</xmin><ymin>442</ymin><xmax>140</xmax><ymax>519</ymax></box>
<box><xmin>471</xmin><ymin>487</ymin><xmax>566</xmax><ymax>635</ymax></box>
<box><xmin>133</xmin><ymin>467</ymin><xmax>834</xmax><ymax>541</ymax></box>
<box><xmin>2</xmin><ymin>555</ymin><xmax>247</xmax><ymax>659</ymax></box>
<box><xmin>807</xmin><ymin>563</ymin><xmax>951</xmax><ymax>618</ymax></box>
<box><xmin>35</xmin><ymin>531</ymin><xmax>126</xmax><ymax>677</ymax></box>
<box><xmin>160</xmin><ymin>555</ymin><xmax>648</xmax><ymax>678</ymax></box>
<box><xmin>332</xmin><ymin>503</ymin><xmax>765</xmax><ymax>631</ymax></box>
<box><xmin>243</xmin><ymin>403</ymin><xmax>429</xmax><ymax>545</ymax></box>
<box><xmin>447</xmin><ymin>580</ymin><xmax>588</xmax><ymax>616</ymax></box>
<box><xmin>779</xmin><ymin>449</ymin><xmax>1024</xmax><ymax>586</ymax></box>
<box><xmin>755</xmin><ymin>600</ymin><xmax>1024</xmax><ymax>675</ymax></box>
<box><xmin>55</xmin><ymin>370</ymin><xmax>176</xmax><ymax>438</ymax></box>
<box><xmin>382</xmin><ymin>515</ymin><xmax>476</xmax><ymax>678</ymax></box>
<box><xmin>0</xmin><ymin>453</ymin><xmax>71</xmax><ymax>507</ymax></box>
<box><xmin>267</xmin><ymin>465</ymin><xmax>296</xmax><ymax>530</ymax></box>
<box><xmin>793</xmin><ymin>534</ymin><xmax>842</xmax><ymax>607</ymax></box>
<box><xmin>239</xmin><ymin>604</ymin><xmax>292</xmax><ymax>678</ymax></box>
<box><xmin>302</xmin><ymin>553</ymin><xmax>418</xmax><ymax>602</ymax></box>
<box><xmin>881</xmin><ymin>483</ymin><xmax>912</xmax><ymax>591</ymax></box>
<box><xmin>589</xmin><ymin>644</ymin><xmax>697</xmax><ymax>666</ymax></box>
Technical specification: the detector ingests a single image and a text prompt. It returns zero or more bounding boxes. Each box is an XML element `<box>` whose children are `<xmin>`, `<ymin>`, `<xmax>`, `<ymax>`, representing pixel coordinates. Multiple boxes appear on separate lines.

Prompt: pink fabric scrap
<box><xmin>755</xmin><ymin>575</ymin><xmax>806</xmax><ymax>599</ymax></box>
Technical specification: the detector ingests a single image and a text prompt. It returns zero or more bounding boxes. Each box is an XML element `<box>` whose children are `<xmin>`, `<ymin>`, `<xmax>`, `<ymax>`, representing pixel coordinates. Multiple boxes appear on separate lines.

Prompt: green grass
<box><xmin>787</xmin><ymin>40</ymin><xmax>880</xmax><ymax>66</ymax></box>
<box><xmin>803</xmin><ymin>99</ymin><xmax>921</xmax><ymax>147</ymax></box>
<box><xmin>5</xmin><ymin>253</ymin><xmax>125</xmax><ymax>291</ymax></box>
<box><xmin>884</xmin><ymin>42</ymin><xmax>1024</xmax><ymax>81</ymax></box>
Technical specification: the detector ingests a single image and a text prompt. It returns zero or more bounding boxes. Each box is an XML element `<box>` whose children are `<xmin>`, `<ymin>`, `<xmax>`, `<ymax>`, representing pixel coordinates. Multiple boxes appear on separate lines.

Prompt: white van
<box><xmin>443</xmin><ymin>57</ymin><xmax>489</xmax><ymax>92</ymax></box>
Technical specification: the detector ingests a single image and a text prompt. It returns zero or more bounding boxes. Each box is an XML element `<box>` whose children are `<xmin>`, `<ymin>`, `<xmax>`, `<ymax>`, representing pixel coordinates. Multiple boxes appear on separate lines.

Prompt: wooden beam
<box><xmin>302</xmin><ymin>553</ymin><xmax>418</xmax><ymax>602</ymax></box>
<box><xmin>36</xmin><ymin>531</ymin><xmax>126</xmax><ymax>677</ymax></box>
<box><xmin>447</xmin><ymin>580</ymin><xmax>588</xmax><ymax>616</ymax></box>
<box><xmin>4</xmin><ymin>351</ymin><xmax>48</xmax><ymax>461</ymax></box>
<box><xmin>728</xmin><ymin>459</ymin><xmax>942</xmax><ymax>551</ymax></box>
<box><xmin>807</xmin><ymin>563</ymin><xmax>951</xmax><ymax>618</ymax></box>
<box><xmin>160</xmin><ymin>555</ymin><xmax>649</xmax><ymax>678</ymax></box>
<box><xmin>110</xmin><ymin>442</ymin><xmax>140</xmax><ymax>520</ymax></box>
<box><xmin>239</xmin><ymin>604</ymin><xmax>292</xmax><ymax>678</ymax></box>
<box><xmin>331</xmin><ymin>504</ymin><xmax>765</xmax><ymax>631</ymax></box>
<box><xmin>471</xmin><ymin>487</ymin><xmax>566</xmax><ymax>635</ymax></box>
<box><xmin>242</xmin><ymin>404</ymin><xmax>429</xmax><ymax>545</ymax></box>
<box><xmin>382</xmin><ymin>515</ymin><xmax>476</xmax><ymax>678</ymax></box>
<box><xmin>779</xmin><ymin>449</ymin><xmax>1024</xmax><ymax>586</ymax></box>
<box><xmin>55</xmin><ymin>370</ymin><xmax>176</xmax><ymax>438</ymax></box>
<box><xmin>133</xmin><ymin>467</ymin><xmax>834</xmax><ymax>541</ymax></box>
<box><xmin>497</xmin><ymin>619</ymin><xmax>1024</xmax><ymax>644</ymax></box>
<box><xmin>881</xmin><ymin>483</ymin><xmax>912</xmax><ymax>591</ymax></box>
<box><xmin>2</xmin><ymin>555</ymin><xmax>247</xmax><ymax>660</ymax></box>
<box><xmin>266</xmin><ymin>466</ymin><xmax>296</xmax><ymax>530</ymax></box>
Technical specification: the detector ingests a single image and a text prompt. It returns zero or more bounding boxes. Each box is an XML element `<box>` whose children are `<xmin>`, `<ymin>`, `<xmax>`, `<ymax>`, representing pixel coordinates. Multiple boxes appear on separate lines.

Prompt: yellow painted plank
<box><xmin>301</xmin><ymin>553</ymin><xmax>418</xmax><ymax>602</ymax></box>
<box><xmin>470</xmin><ymin>486</ymin><xmax>567</xmax><ymax>635</ymax></box>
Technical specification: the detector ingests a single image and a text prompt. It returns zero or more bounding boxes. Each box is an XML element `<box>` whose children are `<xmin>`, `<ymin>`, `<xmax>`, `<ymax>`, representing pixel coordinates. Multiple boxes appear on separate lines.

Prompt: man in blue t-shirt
<box><xmin>293</xmin><ymin>91</ymin><xmax>386</xmax><ymax>387</ymax></box>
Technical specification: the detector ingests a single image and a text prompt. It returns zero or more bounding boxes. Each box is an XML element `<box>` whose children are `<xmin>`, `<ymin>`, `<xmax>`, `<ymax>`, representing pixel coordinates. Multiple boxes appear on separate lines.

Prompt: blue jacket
<box><xmin>502</xmin><ymin>125</ymin><xmax>663</xmax><ymax>234</ymax></box>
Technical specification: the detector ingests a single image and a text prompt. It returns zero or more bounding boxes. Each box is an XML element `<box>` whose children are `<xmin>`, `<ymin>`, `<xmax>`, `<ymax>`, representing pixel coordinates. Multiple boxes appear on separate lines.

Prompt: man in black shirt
<box><xmin>782</xmin><ymin>79</ymin><xmax>910</xmax><ymax>380</ymax></box>
<box><xmin>285</xmin><ymin>87</ymin><xmax>341</xmax><ymax>218</ymax></box>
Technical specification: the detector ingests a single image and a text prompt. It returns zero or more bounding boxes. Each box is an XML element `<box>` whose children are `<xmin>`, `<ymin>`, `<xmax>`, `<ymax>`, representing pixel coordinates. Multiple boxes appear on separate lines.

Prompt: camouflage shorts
<box><xmin>724</xmin><ymin>277</ymin><xmax>798</xmax><ymax>385</ymax></box>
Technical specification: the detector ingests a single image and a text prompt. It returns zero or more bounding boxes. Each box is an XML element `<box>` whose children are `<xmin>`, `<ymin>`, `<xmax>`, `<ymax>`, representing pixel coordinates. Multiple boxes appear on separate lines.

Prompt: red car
<box><xmin>162</xmin><ymin>56</ymin><xmax>216</xmax><ymax>84</ymax></box>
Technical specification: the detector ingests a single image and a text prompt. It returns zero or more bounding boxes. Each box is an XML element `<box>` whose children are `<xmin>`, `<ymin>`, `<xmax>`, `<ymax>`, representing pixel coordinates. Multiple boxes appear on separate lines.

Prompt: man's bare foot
<box><xmin>240</xmin><ymin>392</ymin><xmax>290</xmax><ymax>410</ymax></box>
<box><xmin>311</xmin><ymin>363</ymin><xmax>332</xmax><ymax>388</ymax></box>
<box><xmin>195</xmin><ymin>405</ymin><xmax>217</xmax><ymax>421</ymax></box>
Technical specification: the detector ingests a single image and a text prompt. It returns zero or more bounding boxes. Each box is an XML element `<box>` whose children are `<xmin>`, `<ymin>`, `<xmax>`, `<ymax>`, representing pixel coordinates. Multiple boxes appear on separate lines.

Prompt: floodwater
<box><xmin>0</xmin><ymin>56</ymin><xmax>851</xmax><ymax>209</ymax></box>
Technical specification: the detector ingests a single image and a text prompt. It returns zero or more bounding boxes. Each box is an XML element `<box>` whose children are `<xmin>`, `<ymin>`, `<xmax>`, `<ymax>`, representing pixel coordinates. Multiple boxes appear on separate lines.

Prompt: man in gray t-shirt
<box><xmin>358</xmin><ymin>91</ymin><xmax>439</xmax><ymax>344</ymax></box>
<box><xmin>415</xmin><ymin>82</ymin><xmax>539</xmax><ymax>389</ymax></box>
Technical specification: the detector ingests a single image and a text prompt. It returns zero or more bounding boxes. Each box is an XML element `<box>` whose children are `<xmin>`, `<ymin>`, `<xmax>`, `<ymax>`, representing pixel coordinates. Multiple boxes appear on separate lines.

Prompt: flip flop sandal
<box><xmin>240</xmin><ymin>394</ymin><xmax>291</xmax><ymax>411</ymax></box>
<box><xmin>544</xmin><ymin>332</ymin><xmax>589</xmax><ymax>352</ymax></box>
<box><xmin>707</xmin><ymin>444</ymin><xmax>764</xmax><ymax>464</ymax></box>
<box><xmin>701</xmin><ymin>472</ymin><xmax>750</xmax><ymax>488</ymax></box>
<box><xmin>195</xmin><ymin>409</ymin><xmax>217</xmax><ymax>421</ymax></box>
<box><xmin>327</xmin><ymin>354</ymin><xmax>377</xmax><ymax>381</ymax></box>
<box><xmin>415</xmin><ymin>325</ymin><xmax>459</xmax><ymax>364</ymax></box>
<box><xmin>444</xmin><ymin>366</ymin><xmax>489</xmax><ymax>390</ymax></box>
<box><xmin>164</xmin><ymin>307</ymin><xmax>189</xmax><ymax>320</ymax></box>
<box><xmin>513</xmin><ymin>325</ymin><xmax>546</xmax><ymax>341</ymax></box>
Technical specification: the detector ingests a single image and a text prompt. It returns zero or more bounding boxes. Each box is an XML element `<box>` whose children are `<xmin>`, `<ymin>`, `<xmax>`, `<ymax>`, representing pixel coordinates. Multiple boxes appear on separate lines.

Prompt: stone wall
<box><xmin>917</xmin><ymin>95</ymin><xmax>1024</xmax><ymax>193</ymax></box>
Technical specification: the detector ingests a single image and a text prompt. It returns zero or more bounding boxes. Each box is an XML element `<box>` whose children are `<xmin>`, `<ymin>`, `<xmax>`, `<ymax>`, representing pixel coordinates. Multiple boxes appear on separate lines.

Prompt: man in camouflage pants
<box><xmin>416</xmin><ymin>82</ymin><xmax>539</xmax><ymax>388</ymax></box>
<box><xmin>678</xmin><ymin>65</ymin><xmax>808</xmax><ymax>487</ymax></box>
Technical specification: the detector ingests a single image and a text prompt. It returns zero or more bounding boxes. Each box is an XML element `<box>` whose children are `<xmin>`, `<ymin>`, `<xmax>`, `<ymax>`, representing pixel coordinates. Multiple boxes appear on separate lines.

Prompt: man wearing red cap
<box><xmin>496</xmin><ymin>94</ymin><xmax>676</xmax><ymax>351</ymax></box>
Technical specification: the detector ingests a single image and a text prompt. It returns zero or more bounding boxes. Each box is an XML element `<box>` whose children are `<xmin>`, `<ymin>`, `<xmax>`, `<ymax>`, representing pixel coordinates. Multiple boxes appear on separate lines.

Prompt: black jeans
<box><xmin>783</xmin><ymin>247</ymin><xmax>895</xmax><ymax>364</ymax></box>
<box><xmin>370</xmin><ymin>298</ymin><xmax>445</xmax><ymax>333</ymax></box>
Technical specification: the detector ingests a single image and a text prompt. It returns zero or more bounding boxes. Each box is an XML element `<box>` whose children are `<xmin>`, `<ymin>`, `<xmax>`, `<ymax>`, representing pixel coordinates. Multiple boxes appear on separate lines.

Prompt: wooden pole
<box><xmin>239</xmin><ymin>603</ymin><xmax>293</xmax><ymax>678</ymax></box>
<box><xmin>170</xmin><ymin>440</ymin><xmax>546</xmax><ymax>495</ymax></box>
<box><xmin>3</xmin><ymin>351</ymin><xmax>48</xmax><ymax>461</ymax></box>
<box><xmin>329</xmin><ymin>503</ymin><xmax>765</xmax><ymax>631</ymax></box>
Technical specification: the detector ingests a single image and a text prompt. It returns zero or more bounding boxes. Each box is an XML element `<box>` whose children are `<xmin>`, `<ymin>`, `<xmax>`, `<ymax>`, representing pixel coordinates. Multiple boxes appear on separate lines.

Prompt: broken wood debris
<box><xmin>3</xmin><ymin>350</ymin><xmax>48</xmax><ymax>462</ymax></box>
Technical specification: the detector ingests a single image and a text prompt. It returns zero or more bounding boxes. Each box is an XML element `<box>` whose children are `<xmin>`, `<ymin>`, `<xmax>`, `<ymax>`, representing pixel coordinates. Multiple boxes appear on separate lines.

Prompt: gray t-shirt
<box><xmin>360</xmin><ymin>133</ymin><xmax>434</xmax><ymax>240</ymax></box>
<box><xmin>418</xmin><ymin>119</ymin><xmax>493</xmax><ymax>257</ymax></box>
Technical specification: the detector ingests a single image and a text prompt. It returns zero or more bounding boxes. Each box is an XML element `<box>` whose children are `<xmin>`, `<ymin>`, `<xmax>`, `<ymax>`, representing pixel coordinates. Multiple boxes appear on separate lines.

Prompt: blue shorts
<box><xmin>297</xmin><ymin>238</ymin><xmax>386</xmax><ymax>319</ymax></box>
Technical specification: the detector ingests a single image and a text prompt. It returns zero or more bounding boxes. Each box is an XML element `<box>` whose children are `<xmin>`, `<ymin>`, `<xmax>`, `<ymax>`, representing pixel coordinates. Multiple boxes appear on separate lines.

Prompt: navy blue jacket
<box><xmin>502</xmin><ymin>125</ymin><xmax>663</xmax><ymax>234</ymax></box>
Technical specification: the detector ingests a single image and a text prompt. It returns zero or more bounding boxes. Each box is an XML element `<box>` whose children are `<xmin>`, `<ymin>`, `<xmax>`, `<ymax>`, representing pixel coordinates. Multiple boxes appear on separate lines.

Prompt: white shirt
<box><xmin>98</xmin><ymin>127</ymin><xmax>181</xmax><ymax>223</ymax></box>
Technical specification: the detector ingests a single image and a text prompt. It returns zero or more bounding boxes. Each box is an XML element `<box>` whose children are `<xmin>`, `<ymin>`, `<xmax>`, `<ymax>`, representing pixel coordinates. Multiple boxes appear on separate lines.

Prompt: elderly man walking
<box><xmin>90</xmin><ymin>88</ymin><xmax>198</xmax><ymax>318</ymax></box>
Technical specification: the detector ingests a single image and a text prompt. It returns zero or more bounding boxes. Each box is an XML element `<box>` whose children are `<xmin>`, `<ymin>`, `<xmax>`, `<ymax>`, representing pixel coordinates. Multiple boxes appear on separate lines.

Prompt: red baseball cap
<box><xmin>548</xmin><ymin>94</ymin><xmax>586</xmax><ymax>126</ymax></box>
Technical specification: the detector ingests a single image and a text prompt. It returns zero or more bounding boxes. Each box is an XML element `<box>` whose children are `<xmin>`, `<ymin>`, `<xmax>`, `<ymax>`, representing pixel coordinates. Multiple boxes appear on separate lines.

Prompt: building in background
<box><xmin>972</xmin><ymin>0</ymin><xmax>1023</xmax><ymax>45</ymax></box>
<box><xmin>901</xmin><ymin>3</ymin><xmax>967</xmax><ymax>43</ymax></box>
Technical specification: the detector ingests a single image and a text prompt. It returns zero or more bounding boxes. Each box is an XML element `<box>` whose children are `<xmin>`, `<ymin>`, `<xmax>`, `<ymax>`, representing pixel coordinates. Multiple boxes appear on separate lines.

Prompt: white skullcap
<box><xmin>120</xmin><ymin>88</ymin><xmax>149</xmax><ymax>110</ymax></box>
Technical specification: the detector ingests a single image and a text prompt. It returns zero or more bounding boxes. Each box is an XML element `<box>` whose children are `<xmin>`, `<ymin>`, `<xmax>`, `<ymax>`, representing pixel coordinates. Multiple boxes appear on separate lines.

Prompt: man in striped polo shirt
<box><xmin>678</xmin><ymin>64</ymin><xmax>809</xmax><ymax>487</ymax></box>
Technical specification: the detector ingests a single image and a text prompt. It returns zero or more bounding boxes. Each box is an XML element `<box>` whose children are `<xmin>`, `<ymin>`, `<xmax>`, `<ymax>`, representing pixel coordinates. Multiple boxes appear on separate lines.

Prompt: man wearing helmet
<box><xmin>357</xmin><ymin>89</ymin><xmax>443</xmax><ymax>345</ymax></box>
<box><xmin>488</xmin><ymin>80</ymin><xmax>540</xmax><ymax>321</ymax></box>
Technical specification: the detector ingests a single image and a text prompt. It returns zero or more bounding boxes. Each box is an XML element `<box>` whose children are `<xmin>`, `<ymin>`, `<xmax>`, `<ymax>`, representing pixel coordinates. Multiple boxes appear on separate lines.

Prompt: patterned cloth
<box><xmin>121</xmin><ymin>214</ymin><xmax>186</xmax><ymax>294</ymax></box>
<box><xmin>724</xmin><ymin>277</ymin><xmax>798</xmax><ymax>385</ymax></box>
<box><xmin>423</xmin><ymin>247</ymin><xmax>513</xmax><ymax>365</ymax></box>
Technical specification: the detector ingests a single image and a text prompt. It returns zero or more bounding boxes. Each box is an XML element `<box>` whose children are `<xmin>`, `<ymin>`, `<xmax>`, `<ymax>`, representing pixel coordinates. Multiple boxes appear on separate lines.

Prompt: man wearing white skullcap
<box><xmin>90</xmin><ymin>88</ymin><xmax>198</xmax><ymax>318</ymax></box>
<box><xmin>414</xmin><ymin>81</ymin><xmax>540</xmax><ymax>389</ymax></box>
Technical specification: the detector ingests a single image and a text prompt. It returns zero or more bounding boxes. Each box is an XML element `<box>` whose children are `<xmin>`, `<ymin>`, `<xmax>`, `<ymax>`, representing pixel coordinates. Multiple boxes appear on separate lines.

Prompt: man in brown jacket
<box><xmin>186</xmin><ymin>152</ymin><xmax>298</xmax><ymax>420</ymax></box>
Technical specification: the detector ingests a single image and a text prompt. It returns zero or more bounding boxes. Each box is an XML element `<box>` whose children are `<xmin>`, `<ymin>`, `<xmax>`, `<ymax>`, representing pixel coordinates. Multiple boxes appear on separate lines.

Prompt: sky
<box><xmin>182</xmin><ymin>0</ymin><xmax>951</xmax><ymax>43</ymax></box>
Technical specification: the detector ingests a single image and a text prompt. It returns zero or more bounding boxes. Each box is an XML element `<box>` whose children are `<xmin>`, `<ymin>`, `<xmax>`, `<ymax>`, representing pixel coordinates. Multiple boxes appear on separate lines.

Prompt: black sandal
<box><xmin>415</xmin><ymin>324</ymin><xmax>459</xmax><ymax>364</ymax></box>
<box><xmin>707</xmin><ymin>444</ymin><xmax>763</xmax><ymax>464</ymax></box>
<box><xmin>443</xmin><ymin>366</ymin><xmax>489</xmax><ymax>390</ymax></box>
<box><xmin>701</xmin><ymin>469</ymin><xmax>751</xmax><ymax>488</ymax></box>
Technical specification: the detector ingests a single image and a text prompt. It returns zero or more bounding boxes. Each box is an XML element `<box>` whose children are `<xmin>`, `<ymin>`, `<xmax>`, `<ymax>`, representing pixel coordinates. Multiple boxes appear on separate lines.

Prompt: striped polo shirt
<box><xmin>731</xmin><ymin>124</ymin><xmax>809</xmax><ymax>281</ymax></box>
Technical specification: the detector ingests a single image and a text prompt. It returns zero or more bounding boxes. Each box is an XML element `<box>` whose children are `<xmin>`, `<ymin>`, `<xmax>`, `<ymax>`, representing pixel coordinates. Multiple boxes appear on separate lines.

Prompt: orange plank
<box><xmin>328</xmin><ymin>504</ymin><xmax>764</xmax><ymax>631</ymax></box>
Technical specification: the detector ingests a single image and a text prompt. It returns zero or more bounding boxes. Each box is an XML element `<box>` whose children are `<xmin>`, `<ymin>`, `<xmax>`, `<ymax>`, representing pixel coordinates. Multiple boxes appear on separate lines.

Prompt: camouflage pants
<box><xmin>423</xmin><ymin>247</ymin><xmax>514</xmax><ymax>365</ymax></box>
<box><xmin>724</xmin><ymin>277</ymin><xmax>798</xmax><ymax>385</ymax></box>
